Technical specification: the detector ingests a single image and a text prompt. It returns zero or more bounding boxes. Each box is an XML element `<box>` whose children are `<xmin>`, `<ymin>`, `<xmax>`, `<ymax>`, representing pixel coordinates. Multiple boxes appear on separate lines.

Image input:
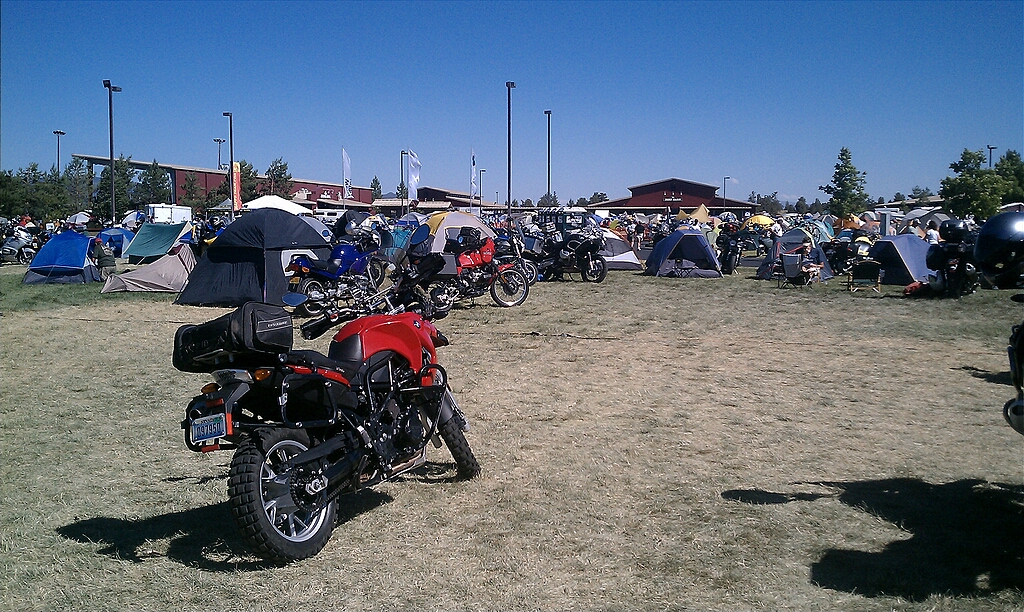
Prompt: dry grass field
<box><xmin>1</xmin><ymin>263</ymin><xmax>1023</xmax><ymax>611</ymax></box>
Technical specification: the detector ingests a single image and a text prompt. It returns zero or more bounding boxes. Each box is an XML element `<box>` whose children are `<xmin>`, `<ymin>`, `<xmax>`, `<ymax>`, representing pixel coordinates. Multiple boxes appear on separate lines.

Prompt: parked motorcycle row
<box><xmin>0</xmin><ymin>221</ymin><xmax>48</xmax><ymax>265</ymax></box>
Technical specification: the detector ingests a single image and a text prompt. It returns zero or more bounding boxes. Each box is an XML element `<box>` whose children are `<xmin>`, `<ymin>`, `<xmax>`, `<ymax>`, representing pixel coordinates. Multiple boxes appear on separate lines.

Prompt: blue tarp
<box><xmin>123</xmin><ymin>222</ymin><xmax>187</xmax><ymax>263</ymax></box>
<box><xmin>869</xmin><ymin>234</ymin><xmax>931</xmax><ymax>285</ymax></box>
<box><xmin>23</xmin><ymin>230</ymin><xmax>100</xmax><ymax>284</ymax></box>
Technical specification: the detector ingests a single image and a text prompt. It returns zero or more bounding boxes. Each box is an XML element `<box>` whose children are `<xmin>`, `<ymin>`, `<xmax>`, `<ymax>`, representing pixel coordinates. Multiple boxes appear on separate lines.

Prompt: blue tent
<box><xmin>869</xmin><ymin>234</ymin><xmax>930</xmax><ymax>285</ymax></box>
<box><xmin>644</xmin><ymin>227</ymin><xmax>722</xmax><ymax>277</ymax></box>
<box><xmin>97</xmin><ymin>227</ymin><xmax>136</xmax><ymax>257</ymax></box>
<box><xmin>23</xmin><ymin>230</ymin><xmax>100</xmax><ymax>284</ymax></box>
<box><xmin>122</xmin><ymin>222</ymin><xmax>188</xmax><ymax>264</ymax></box>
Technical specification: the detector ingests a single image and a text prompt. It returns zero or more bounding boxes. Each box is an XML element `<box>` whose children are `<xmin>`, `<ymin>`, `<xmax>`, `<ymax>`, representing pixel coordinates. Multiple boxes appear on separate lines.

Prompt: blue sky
<box><xmin>2</xmin><ymin>0</ymin><xmax>1021</xmax><ymax>205</ymax></box>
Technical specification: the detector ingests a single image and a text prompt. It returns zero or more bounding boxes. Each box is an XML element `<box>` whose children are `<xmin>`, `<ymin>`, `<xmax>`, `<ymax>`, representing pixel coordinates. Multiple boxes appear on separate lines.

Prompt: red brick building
<box><xmin>590</xmin><ymin>178</ymin><xmax>755</xmax><ymax>217</ymax></box>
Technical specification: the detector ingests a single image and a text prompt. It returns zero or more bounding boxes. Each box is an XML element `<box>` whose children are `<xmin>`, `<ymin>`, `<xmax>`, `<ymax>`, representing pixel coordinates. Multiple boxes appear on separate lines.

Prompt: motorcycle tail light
<box><xmin>253</xmin><ymin>368</ymin><xmax>274</xmax><ymax>382</ymax></box>
<box><xmin>301</xmin><ymin>266</ymin><xmax>310</xmax><ymax>274</ymax></box>
<box><xmin>201</xmin><ymin>382</ymin><xmax>220</xmax><ymax>394</ymax></box>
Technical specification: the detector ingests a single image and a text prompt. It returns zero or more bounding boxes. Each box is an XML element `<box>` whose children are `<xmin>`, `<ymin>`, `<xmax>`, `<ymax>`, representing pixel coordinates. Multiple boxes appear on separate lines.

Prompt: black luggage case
<box><xmin>173</xmin><ymin>302</ymin><xmax>293</xmax><ymax>373</ymax></box>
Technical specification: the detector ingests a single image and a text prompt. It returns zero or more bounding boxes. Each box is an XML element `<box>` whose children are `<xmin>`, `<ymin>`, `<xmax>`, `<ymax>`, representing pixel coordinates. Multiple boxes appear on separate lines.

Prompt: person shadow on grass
<box><xmin>722</xmin><ymin>478</ymin><xmax>1024</xmax><ymax>600</ymax></box>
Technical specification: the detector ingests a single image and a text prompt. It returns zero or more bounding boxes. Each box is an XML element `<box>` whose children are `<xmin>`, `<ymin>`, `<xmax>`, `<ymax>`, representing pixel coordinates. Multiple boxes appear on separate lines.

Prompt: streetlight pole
<box><xmin>544</xmin><ymin>110</ymin><xmax>551</xmax><ymax>198</ymax></box>
<box><xmin>479</xmin><ymin>169</ymin><xmax>485</xmax><ymax>210</ymax></box>
<box><xmin>987</xmin><ymin>145</ymin><xmax>997</xmax><ymax>168</ymax></box>
<box><xmin>506</xmin><ymin>81</ymin><xmax>515</xmax><ymax>221</ymax></box>
<box><xmin>102</xmin><ymin>80</ymin><xmax>121</xmax><ymax>222</ymax></box>
<box><xmin>53</xmin><ymin>130</ymin><xmax>65</xmax><ymax>173</ymax></box>
<box><xmin>214</xmin><ymin>138</ymin><xmax>226</xmax><ymax>169</ymax></box>
<box><xmin>401</xmin><ymin>150</ymin><xmax>408</xmax><ymax>216</ymax></box>
<box><xmin>223</xmin><ymin>113</ymin><xmax>234</xmax><ymax>212</ymax></box>
<box><xmin>723</xmin><ymin>176</ymin><xmax>730</xmax><ymax>211</ymax></box>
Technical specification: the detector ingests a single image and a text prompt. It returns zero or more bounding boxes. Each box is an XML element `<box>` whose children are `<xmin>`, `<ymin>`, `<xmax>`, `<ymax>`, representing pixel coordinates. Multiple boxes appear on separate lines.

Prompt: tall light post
<box><xmin>400</xmin><ymin>150</ymin><xmax>408</xmax><ymax>215</ymax></box>
<box><xmin>544</xmin><ymin>110</ymin><xmax>552</xmax><ymax>198</ymax></box>
<box><xmin>223</xmin><ymin>112</ymin><xmax>234</xmax><ymax>211</ymax></box>
<box><xmin>479</xmin><ymin>168</ymin><xmax>486</xmax><ymax>209</ymax></box>
<box><xmin>506</xmin><ymin>81</ymin><xmax>515</xmax><ymax>220</ymax></box>
<box><xmin>214</xmin><ymin>138</ymin><xmax>226</xmax><ymax>169</ymax></box>
<box><xmin>723</xmin><ymin>176</ymin><xmax>731</xmax><ymax>210</ymax></box>
<box><xmin>53</xmin><ymin>130</ymin><xmax>65</xmax><ymax>172</ymax></box>
<box><xmin>987</xmin><ymin>145</ymin><xmax>997</xmax><ymax>168</ymax></box>
<box><xmin>102</xmin><ymin>80</ymin><xmax>121</xmax><ymax>222</ymax></box>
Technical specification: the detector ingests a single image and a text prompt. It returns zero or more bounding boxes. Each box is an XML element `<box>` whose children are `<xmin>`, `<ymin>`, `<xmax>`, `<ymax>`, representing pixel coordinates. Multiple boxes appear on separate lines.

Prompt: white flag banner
<box><xmin>342</xmin><ymin>148</ymin><xmax>353</xmax><ymax>199</ymax></box>
<box><xmin>407</xmin><ymin>149</ymin><xmax>421</xmax><ymax>201</ymax></box>
<box><xmin>470</xmin><ymin>149</ymin><xmax>478</xmax><ymax>197</ymax></box>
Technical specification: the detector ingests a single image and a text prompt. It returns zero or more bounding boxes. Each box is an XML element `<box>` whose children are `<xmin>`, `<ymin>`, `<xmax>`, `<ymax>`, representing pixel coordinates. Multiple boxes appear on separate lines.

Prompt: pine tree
<box><xmin>819</xmin><ymin>147</ymin><xmax>870</xmax><ymax>218</ymax></box>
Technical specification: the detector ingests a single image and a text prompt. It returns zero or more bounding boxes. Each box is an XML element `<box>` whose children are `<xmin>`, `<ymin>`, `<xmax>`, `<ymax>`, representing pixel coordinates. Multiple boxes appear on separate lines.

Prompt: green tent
<box><xmin>122</xmin><ymin>222</ymin><xmax>189</xmax><ymax>264</ymax></box>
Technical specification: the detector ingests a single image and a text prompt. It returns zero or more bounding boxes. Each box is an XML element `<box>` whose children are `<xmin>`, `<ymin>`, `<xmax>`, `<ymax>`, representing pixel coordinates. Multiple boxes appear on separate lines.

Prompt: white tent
<box><xmin>599</xmin><ymin>228</ymin><xmax>642</xmax><ymax>270</ymax></box>
<box><xmin>241</xmin><ymin>195</ymin><xmax>314</xmax><ymax>216</ymax></box>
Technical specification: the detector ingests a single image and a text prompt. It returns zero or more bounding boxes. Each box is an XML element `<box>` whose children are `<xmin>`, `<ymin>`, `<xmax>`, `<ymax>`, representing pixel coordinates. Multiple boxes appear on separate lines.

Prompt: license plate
<box><xmin>191</xmin><ymin>413</ymin><xmax>226</xmax><ymax>444</ymax></box>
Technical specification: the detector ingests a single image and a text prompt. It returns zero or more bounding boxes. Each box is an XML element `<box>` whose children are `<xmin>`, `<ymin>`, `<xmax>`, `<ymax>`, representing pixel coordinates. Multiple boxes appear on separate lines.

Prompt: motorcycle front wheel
<box><xmin>580</xmin><ymin>254</ymin><xmax>608</xmax><ymax>283</ymax></box>
<box><xmin>16</xmin><ymin>249</ymin><xmax>32</xmax><ymax>265</ymax></box>
<box><xmin>519</xmin><ymin>259</ymin><xmax>539</xmax><ymax>285</ymax></box>
<box><xmin>490</xmin><ymin>268</ymin><xmax>529</xmax><ymax>307</ymax></box>
<box><xmin>228</xmin><ymin>429</ymin><xmax>337</xmax><ymax>563</ymax></box>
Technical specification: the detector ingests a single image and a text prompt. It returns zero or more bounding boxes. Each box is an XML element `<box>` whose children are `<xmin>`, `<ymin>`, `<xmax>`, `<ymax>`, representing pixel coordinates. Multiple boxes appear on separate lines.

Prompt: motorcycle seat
<box><xmin>287</xmin><ymin>349</ymin><xmax>360</xmax><ymax>381</ymax></box>
<box><xmin>307</xmin><ymin>258</ymin><xmax>344</xmax><ymax>276</ymax></box>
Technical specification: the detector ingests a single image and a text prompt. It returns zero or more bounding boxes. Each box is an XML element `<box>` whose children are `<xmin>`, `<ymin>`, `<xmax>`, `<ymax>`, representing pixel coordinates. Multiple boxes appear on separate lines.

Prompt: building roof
<box><xmin>628</xmin><ymin>177</ymin><xmax>720</xmax><ymax>193</ymax></box>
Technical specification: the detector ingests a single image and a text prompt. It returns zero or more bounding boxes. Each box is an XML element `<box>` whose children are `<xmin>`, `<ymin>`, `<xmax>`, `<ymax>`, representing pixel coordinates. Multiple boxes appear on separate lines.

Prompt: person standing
<box><xmin>925</xmin><ymin>220</ymin><xmax>940</xmax><ymax>244</ymax></box>
<box><xmin>92</xmin><ymin>237</ymin><xmax>116</xmax><ymax>280</ymax></box>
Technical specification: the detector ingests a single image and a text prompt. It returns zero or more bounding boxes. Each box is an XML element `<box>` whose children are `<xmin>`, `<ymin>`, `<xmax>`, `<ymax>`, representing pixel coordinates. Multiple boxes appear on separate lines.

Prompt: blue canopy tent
<box><xmin>97</xmin><ymin>227</ymin><xmax>135</xmax><ymax>257</ymax></box>
<box><xmin>22</xmin><ymin>230</ymin><xmax>101</xmax><ymax>284</ymax></box>
<box><xmin>643</xmin><ymin>227</ymin><xmax>722</xmax><ymax>278</ymax></box>
<box><xmin>868</xmin><ymin>234</ymin><xmax>931</xmax><ymax>285</ymax></box>
<box><xmin>122</xmin><ymin>222</ymin><xmax>188</xmax><ymax>264</ymax></box>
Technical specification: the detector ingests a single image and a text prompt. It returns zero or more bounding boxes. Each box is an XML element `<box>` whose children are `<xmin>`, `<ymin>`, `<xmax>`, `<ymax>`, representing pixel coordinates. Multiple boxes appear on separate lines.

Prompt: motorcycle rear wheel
<box><xmin>228</xmin><ymin>429</ymin><xmax>337</xmax><ymax>563</ymax></box>
<box><xmin>16</xmin><ymin>250</ymin><xmax>32</xmax><ymax>265</ymax></box>
<box><xmin>298</xmin><ymin>279</ymin><xmax>327</xmax><ymax>317</ymax></box>
<box><xmin>490</xmin><ymin>269</ymin><xmax>529</xmax><ymax>307</ymax></box>
<box><xmin>580</xmin><ymin>254</ymin><xmax>608</xmax><ymax>283</ymax></box>
<box><xmin>429</xmin><ymin>285</ymin><xmax>456</xmax><ymax>319</ymax></box>
<box><xmin>520</xmin><ymin>259</ymin><xmax>539</xmax><ymax>285</ymax></box>
<box><xmin>438</xmin><ymin>415</ymin><xmax>481</xmax><ymax>479</ymax></box>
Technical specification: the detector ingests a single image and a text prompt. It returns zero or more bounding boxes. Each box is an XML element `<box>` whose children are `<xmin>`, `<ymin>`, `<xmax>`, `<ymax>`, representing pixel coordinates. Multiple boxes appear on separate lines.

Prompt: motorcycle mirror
<box><xmin>282</xmin><ymin>292</ymin><xmax>308</xmax><ymax>307</ymax></box>
<box><xmin>409</xmin><ymin>224</ymin><xmax>431</xmax><ymax>246</ymax></box>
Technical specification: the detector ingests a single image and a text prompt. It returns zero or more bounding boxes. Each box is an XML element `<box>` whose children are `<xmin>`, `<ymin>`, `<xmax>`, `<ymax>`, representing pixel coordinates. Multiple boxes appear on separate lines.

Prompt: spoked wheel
<box><xmin>580</xmin><ymin>254</ymin><xmax>608</xmax><ymax>283</ymax></box>
<box><xmin>490</xmin><ymin>268</ymin><xmax>529</xmax><ymax>307</ymax></box>
<box><xmin>228</xmin><ymin>429</ymin><xmax>337</xmax><ymax>563</ymax></box>
<box><xmin>298</xmin><ymin>279</ymin><xmax>327</xmax><ymax>317</ymax></box>
<box><xmin>520</xmin><ymin>259</ymin><xmax>539</xmax><ymax>285</ymax></box>
<box><xmin>16</xmin><ymin>249</ymin><xmax>33</xmax><ymax>265</ymax></box>
<box><xmin>429</xmin><ymin>285</ymin><xmax>456</xmax><ymax>319</ymax></box>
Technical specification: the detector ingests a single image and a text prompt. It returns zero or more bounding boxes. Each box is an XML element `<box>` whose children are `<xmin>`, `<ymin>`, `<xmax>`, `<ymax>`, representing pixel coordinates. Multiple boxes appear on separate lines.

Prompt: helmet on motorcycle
<box><xmin>938</xmin><ymin>219</ymin><xmax>969</xmax><ymax>243</ymax></box>
<box><xmin>974</xmin><ymin>211</ymin><xmax>1024</xmax><ymax>289</ymax></box>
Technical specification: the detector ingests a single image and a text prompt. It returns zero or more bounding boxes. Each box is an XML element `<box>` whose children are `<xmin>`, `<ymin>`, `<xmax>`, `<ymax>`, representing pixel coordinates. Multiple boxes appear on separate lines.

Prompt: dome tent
<box><xmin>643</xmin><ymin>227</ymin><xmax>722</xmax><ymax>278</ymax></box>
<box><xmin>22</xmin><ymin>230</ymin><xmax>101</xmax><ymax>284</ymax></box>
<box><xmin>176</xmin><ymin>209</ymin><xmax>330</xmax><ymax>307</ymax></box>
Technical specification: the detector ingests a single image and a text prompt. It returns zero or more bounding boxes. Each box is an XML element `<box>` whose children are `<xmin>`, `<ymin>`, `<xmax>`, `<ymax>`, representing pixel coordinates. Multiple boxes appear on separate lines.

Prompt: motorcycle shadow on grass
<box><xmin>722</xmin><ymin>478</ymin><xmax>1024</xmax><ymax>600</ymax></box>
<box><xmin>56</xmin><ymin>487</ymin><xmax>392</xmax><ymax>571</ymax></box>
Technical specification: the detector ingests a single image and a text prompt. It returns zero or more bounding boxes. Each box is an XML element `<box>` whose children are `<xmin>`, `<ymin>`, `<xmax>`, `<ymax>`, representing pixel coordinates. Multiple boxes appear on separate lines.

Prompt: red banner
<box><xmin>232</xmin><ymin>162</ymin><xmax>242</xmax><ymax>212</ymax></box>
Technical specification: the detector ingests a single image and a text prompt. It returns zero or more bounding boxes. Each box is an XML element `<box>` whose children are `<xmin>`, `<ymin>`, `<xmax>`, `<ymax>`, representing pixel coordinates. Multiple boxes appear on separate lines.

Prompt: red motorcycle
<box><xmin>173</xmin><ymin>302</ymin><xmax>479</xmax><ymax>562</ymax></box>
<box><xmin>427</xmin><ymin>226</ymin><xmax>530</xmax><ymax>316</ymax></box>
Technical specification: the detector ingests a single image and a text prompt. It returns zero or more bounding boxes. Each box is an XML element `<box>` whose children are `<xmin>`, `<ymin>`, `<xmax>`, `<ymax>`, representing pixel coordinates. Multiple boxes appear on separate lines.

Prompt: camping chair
<box><xmin>844</xmin><ymin>258</ymin><xmax>881</xmax><ymax>293</ymax></box>
<box><xmin>779</xmin><ymin>253</ymin><xmax>811</xmax><ymax>288</ymax></box>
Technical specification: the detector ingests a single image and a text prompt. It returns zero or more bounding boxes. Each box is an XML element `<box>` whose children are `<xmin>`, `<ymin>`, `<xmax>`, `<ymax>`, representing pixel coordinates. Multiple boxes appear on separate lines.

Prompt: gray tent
<box><xmin>868</xmin><ymin>234</ymin><xmax>930</xmax><ymax>285</ymax></box>
<box><xmin>101</xmin><ymin>244</ymin><xmax>196</xmax><ymax>293</ymax></box>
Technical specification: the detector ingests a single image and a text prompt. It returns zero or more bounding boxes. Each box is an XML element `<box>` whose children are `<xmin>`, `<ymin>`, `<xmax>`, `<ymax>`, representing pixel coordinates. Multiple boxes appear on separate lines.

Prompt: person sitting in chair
<box><xmin>798</xmin><ymin>237</ymin><xmax>825</xmax><ymax>282</ymax></box>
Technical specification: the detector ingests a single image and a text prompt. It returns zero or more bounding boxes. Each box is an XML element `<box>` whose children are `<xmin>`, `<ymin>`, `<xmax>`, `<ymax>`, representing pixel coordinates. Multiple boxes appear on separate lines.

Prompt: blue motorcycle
<box><xmin>286</xmin><ymin>227</ymin><xmax>390</xmax><ymax>316</ymax></box>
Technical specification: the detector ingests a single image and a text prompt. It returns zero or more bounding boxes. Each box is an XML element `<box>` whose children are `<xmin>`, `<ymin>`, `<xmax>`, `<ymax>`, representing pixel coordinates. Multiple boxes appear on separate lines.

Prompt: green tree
<box><xmin>63</xmin><ymin>158</ymin><xmax>93</xmax><ymax>213</ymax></box>
<box><xmin>795</xmin><ymin>197</ymin><xmax>809</xmax><ymax>214</ymax></box>
<box><xmin>262</xmin><ymin>157</ymin><xmax>294</xmax><ymax>197</ymax></box>
<box><xmin>748</xmin><ymin>191</ymin><xmax>782</xmax><ymax>215</ymax></box>
<box><xmin>370</xmin><ymin>176</ymin><xmax>382</xmax><ymax>201</ymax></box>
<box><xmin>892</xmin><ymin>192</ymin><xmax>906</xmax><ymax>202</ymax></box>
<box><xmin>819</xmin><ymin>147</ymin><xmax>871</xmax><ymax>218</ymax></box>
<box><xmin>996</xmin><ymin>150</ymin><xmax>1024</xmax><ymax>203</ymax></box>
<box><xmin>0</xmin><ymin>169</ymin><xmax>29</xmax><ymax>219</ymax></box>
<box><xmin>910</xmin><ymin>185</ymin><xmax>933</xmax><ymax>207</ymax></box>
<box><xmin>810</xmin><ymin>198</ymin><xmax>825</xmax><ymax>214</ymax></box>
<box><xmin>939</xmin><ymin>149</ymin><xmax>1008</xmax><ymax>221</ymax></box>
<box><xmin>522</xmin><ymin>198</ymin><xmax>534</xmax><ymax>207</ymax></box>
<box><xmin>396</xmin><ymin>181</ymin><xmax>408</xmax><ymax>199</ymax></box>
<box><xmin>94</xmin><ymin>155</ymin><xmax>137</xmax><ymax>221</ymax></box>
<box><xmin>135</xmin><ymin>159</ymin><xmax>172</xmax><ymax>205</ymax></box>
<box><xmin>180</xmin><ymin>171</ymin><xmax>205</xmax><ymax>210</ymax></box>
<box><xmin>537</xmin><ymin>191</ymin><xmax>559</xmax><ymax>207</ymax></box>
<box><xmin>588</xmin><ymin>192</ymin><xmax>609</xmax><ymax>205</ymax></box>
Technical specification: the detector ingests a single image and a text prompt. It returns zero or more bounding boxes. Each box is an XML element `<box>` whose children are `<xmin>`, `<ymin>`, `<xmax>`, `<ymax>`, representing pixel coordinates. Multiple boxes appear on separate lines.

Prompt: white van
<box><xmin>148</xmin><ymin>204</ymin><xmax>192</xmax><ymax>224</ymax></box>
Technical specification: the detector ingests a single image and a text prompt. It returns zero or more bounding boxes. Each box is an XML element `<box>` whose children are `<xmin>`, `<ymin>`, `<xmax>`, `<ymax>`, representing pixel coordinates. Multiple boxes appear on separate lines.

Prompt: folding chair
<box><xmin>845</xmin><ymin>259</ymin><xmax>881</xmax><ymax>293</ymax></box>
<box><xmin>779</xmin><ymin>253</ymin><xmax>811</xmax><ymax>288</ymax></box>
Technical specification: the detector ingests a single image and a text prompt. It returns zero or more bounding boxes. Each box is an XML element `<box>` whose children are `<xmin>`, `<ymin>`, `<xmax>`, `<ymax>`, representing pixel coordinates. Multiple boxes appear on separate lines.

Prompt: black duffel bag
<box><xmin>173</xmin><ymin>302</ymin><xmax>293</xmax><ymax>373</ymax></box>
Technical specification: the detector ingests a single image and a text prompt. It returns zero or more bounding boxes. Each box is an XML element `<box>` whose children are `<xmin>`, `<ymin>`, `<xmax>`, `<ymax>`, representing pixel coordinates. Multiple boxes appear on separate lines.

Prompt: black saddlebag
<box><xmin>173</xmin><ymin>302</ymin><xmax>293</xmax><ymax>373</ymax></box>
